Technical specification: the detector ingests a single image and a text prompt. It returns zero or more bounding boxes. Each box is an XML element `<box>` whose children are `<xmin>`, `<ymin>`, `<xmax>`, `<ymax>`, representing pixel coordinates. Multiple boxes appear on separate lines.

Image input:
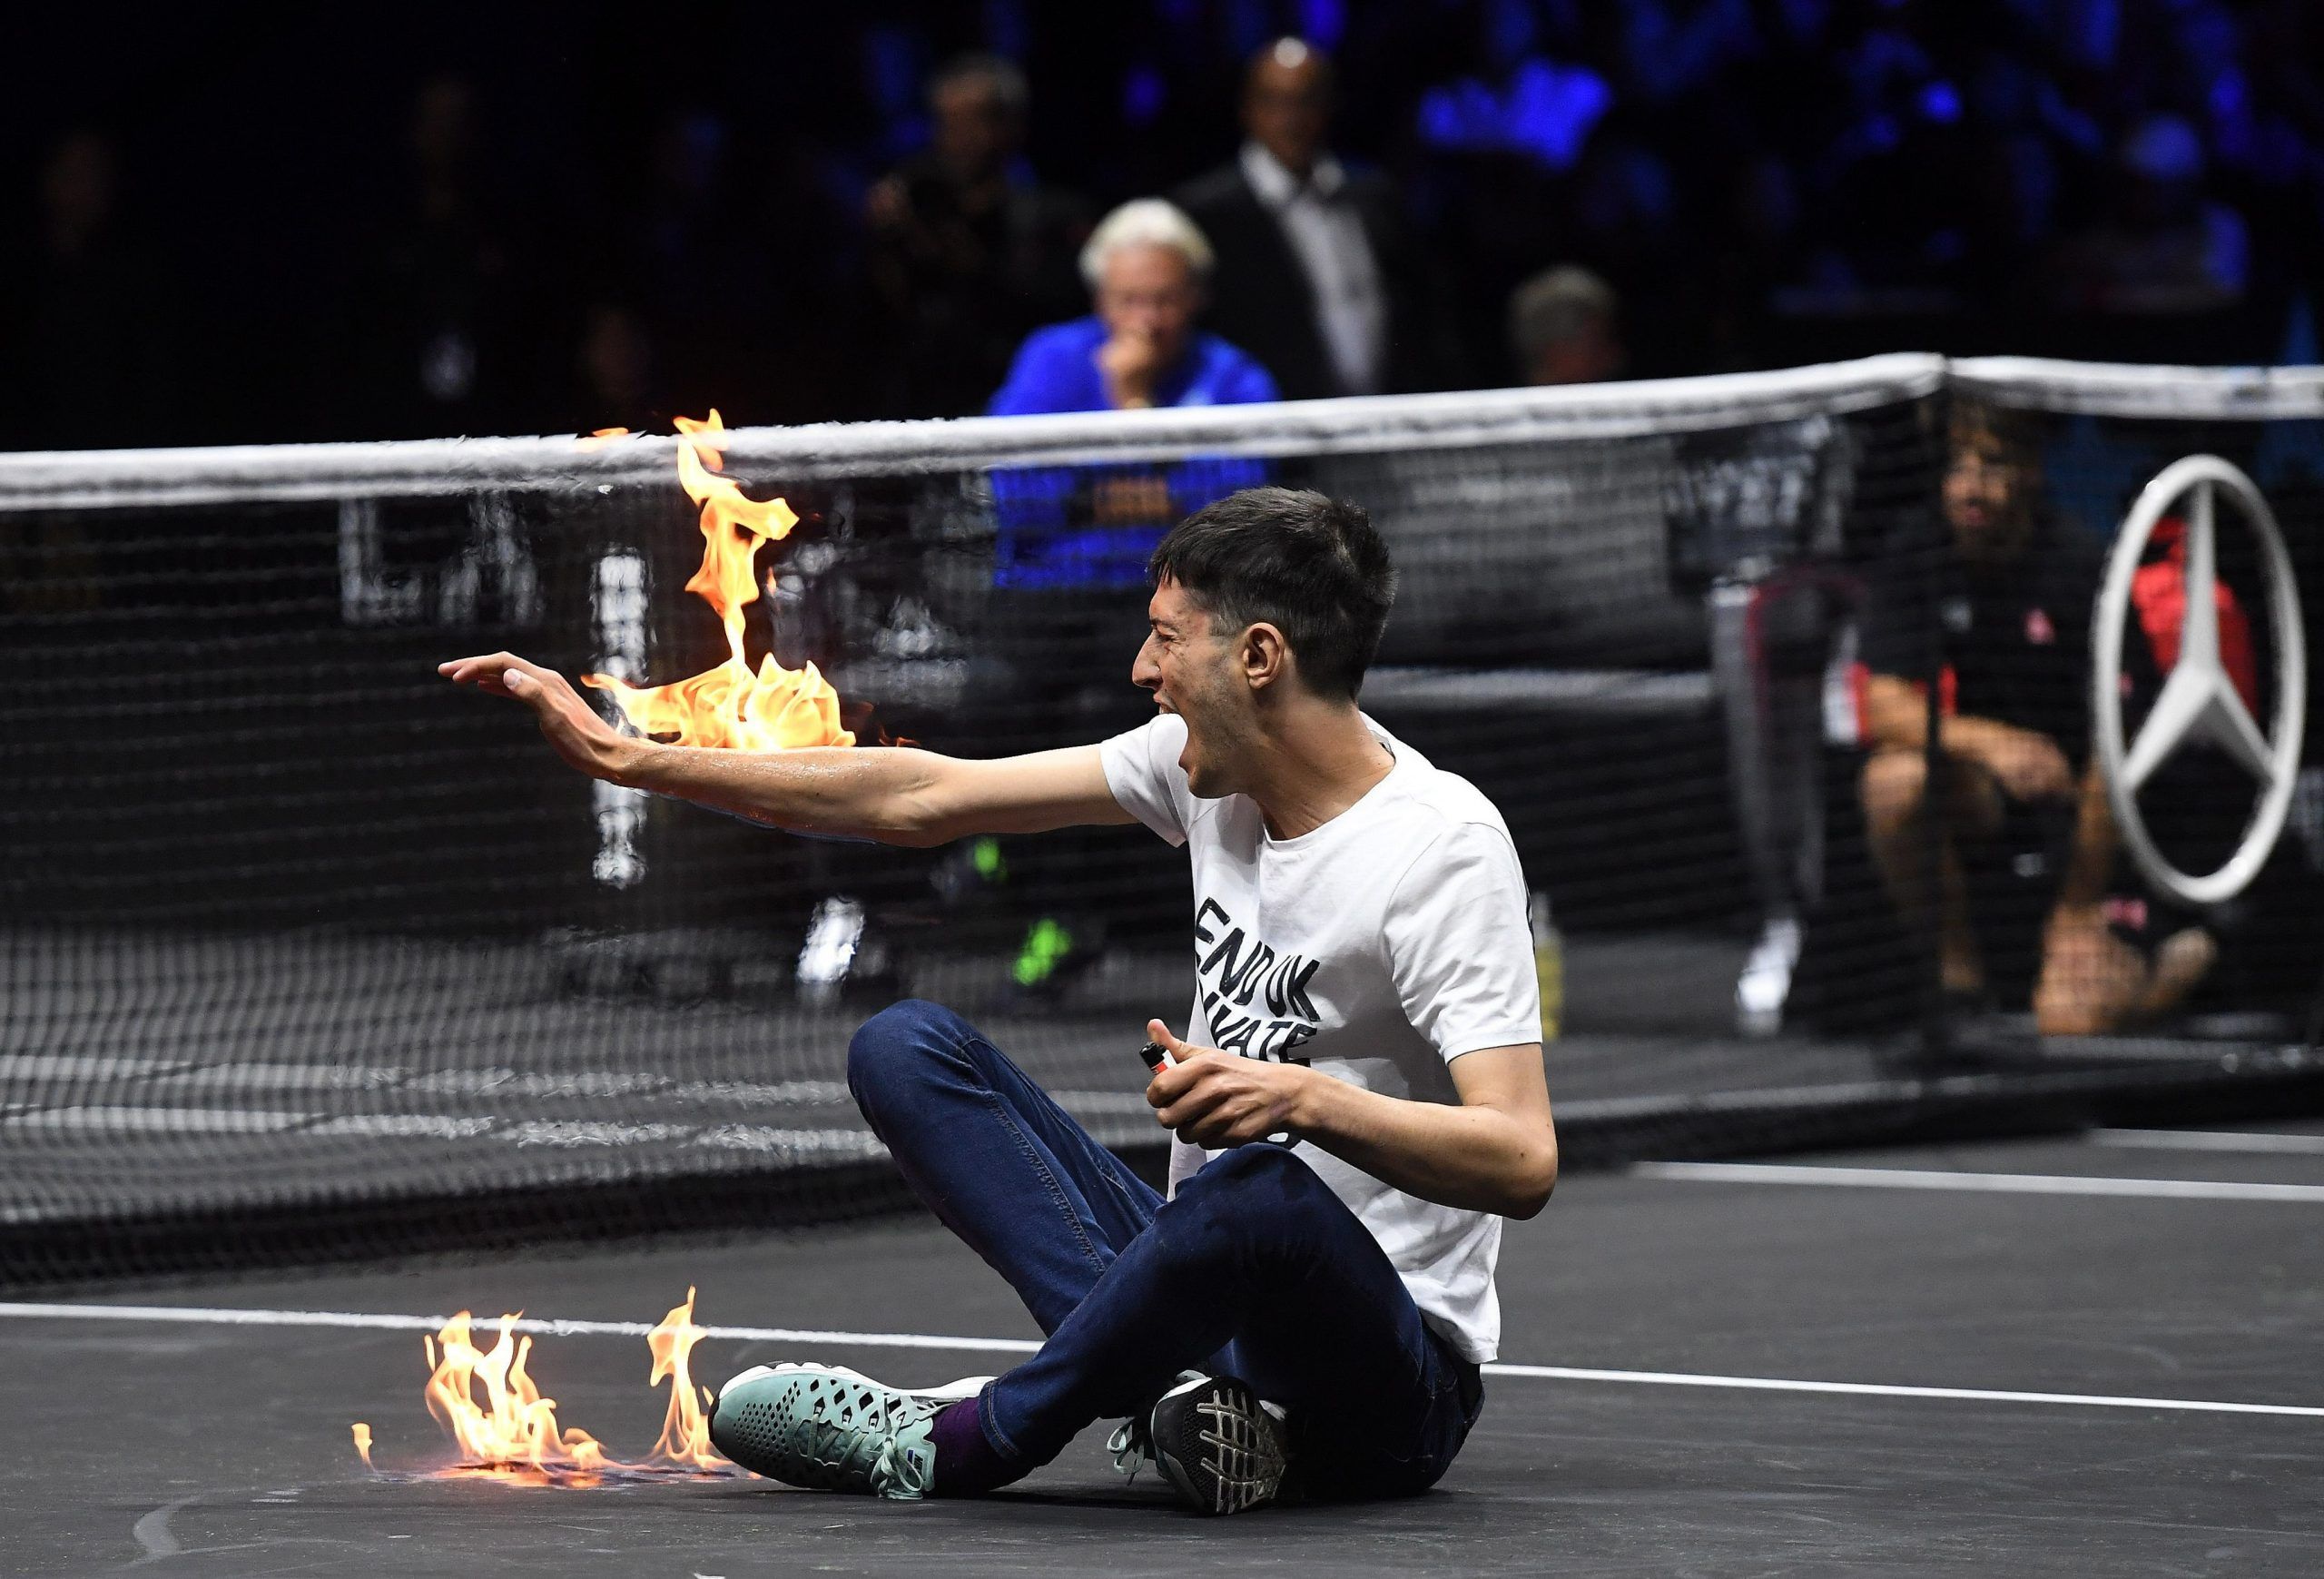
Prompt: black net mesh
<box><xmin>5</xmin><ymin>361</ymin><xmax>2319</xmax><ymax>1285</ymax></box>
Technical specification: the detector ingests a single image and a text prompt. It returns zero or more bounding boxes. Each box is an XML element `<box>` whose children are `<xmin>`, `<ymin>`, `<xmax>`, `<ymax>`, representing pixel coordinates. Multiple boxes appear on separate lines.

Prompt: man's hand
<box><xmin>1143</xmin><ymin>1019</ymin><xmax>1309</xmax><ymax>1149</ymax></box>
<box><xmin>1090</xmin><ymin>473</ymin><xmax>1172</xmax><ymax>524</ymax></box>
<box><xmin>1960</xmin><ymin>723</ymin><xmax>2074</xmax><ymax>803</ymax></box>
<box><xmin>1099</xmin><ymin>328</ymin><xmax>1165</xmax><ymax>410</ymax></box>
<box><xmin>438</xmin><ymin>652</ymin><xmax>635</xmax><ymax>784</ymax></box>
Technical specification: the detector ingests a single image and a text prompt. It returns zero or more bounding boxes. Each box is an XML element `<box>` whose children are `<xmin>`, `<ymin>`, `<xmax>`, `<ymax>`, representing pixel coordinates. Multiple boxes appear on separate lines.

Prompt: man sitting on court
<box><xmin>440</xmin><ymin>488</ymin><xmax>1555</xmax><ymax>1514</ymax></box>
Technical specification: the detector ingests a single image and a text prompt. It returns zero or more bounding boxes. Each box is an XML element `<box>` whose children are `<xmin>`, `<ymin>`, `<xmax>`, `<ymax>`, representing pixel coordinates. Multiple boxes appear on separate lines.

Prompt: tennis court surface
<box><xmin>6</xmin><ymin>1120</ymin><xmax>2320</xmax><ymax>1578</ymax></box>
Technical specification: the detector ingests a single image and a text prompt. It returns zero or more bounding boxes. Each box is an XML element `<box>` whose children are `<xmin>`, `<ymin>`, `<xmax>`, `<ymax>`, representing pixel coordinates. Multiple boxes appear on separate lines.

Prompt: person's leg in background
<box><xmin>2032</xmin><ymin>766</ymin><xmax>2217</xmax><ymax>1035</ymax></box>
<box><xmin>1860</xmin><ymin>747</ymin><xmax>2004</xmax><ymax>1001</ymax></box>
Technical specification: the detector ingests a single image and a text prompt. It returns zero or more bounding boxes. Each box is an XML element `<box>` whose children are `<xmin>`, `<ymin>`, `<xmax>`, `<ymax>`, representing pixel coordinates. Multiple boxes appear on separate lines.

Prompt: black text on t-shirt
<box><xmin>1191</xmin><ymin>898</ymin><xmax>1322</xmax><ymax>1062</ymax></box>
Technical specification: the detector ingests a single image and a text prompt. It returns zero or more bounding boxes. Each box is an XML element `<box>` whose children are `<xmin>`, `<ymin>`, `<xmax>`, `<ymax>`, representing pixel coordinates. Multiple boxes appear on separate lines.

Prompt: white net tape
<box><xmin>0</xmin><ymin>354</ymin><xmax>1948</xmax><ymax>510</ymax></box>
<box><xmin>3</xmin><ymin>353</ymin><xmax>2321</xmax><ymax>513</ymax></box>
<box><xmin>1952</xmin><ymin>358</ymin><xmax>2324</xmax><ymax>420</ymax></box>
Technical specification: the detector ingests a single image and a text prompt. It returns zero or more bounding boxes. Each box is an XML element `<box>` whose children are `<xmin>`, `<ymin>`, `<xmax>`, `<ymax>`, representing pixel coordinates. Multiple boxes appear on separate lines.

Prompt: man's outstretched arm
<box><xmin>438</xmin><ymin>651</ymin><xmax>1136</xmax><ymax>847</ymax></box>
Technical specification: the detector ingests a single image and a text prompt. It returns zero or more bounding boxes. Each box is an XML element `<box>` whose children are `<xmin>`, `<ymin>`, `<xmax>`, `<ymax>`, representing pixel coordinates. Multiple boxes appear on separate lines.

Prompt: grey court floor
<box><xmin>4</xmin><ymin>1122</ymin><xmax>2321</xmax><ymax>1578</ymax></box>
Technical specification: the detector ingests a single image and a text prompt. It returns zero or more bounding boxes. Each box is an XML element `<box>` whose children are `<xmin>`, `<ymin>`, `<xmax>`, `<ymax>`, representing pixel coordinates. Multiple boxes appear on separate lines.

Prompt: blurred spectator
<box><xmin>1414</xmin><ymin>0</ymin><xmax>1612</xmax><ymax>173</ymax></box>
<box><xmin>989</xmin><ymin>199</ymin><xmax>1276</xmax><ymax>419</ymax></box>
<box><xmin>566</xmin><ymin>301</ymin><xmax>668</xmax><ymax>433</ymax></box>
<box><xmin>0</xmin><ymin>129</ymin><xmax>172</xmax><ymax>448</ymax></box>
<box><xmin>1508</xmin><ymin>265</ymin><xmax>1625</xmax><ymax>384</ymax></box>
<box><xmin>985</xmin><ymin>198</ymin><xmax>1274</xmax><ymax>587</ymax></box>
<box><xmin>1856</xmin><ymin>402</ymin><xmax>2220</xmax><ymax>1036</ymax></box>
<box><xmin>977</xmin><ymin>197</ymin><xmax>1276</xmax><ymax>1002</ymax></box>
<box><xmin>2053</xmin><ymin>113</ymin><xmax>2250</xmax><ymax>315</ymax></box>
<box><xmin>1174</xmin><ymin>37</ymin><xmax>1448</xmax><ymax>400</ymax></box>
<box><xmin>350</xmin><ymin>75</ymin><xmax>525</xmax><ymax>439</ymax></box>
<box><xmin>621</xmin><ymin>107</ymin><xmax>778</xmax><ymax>419</ymax></box>
<box><xmin>866</xmin><ymin>54</ymin><xmax>1089</xmax><ymax>417</ymax></box>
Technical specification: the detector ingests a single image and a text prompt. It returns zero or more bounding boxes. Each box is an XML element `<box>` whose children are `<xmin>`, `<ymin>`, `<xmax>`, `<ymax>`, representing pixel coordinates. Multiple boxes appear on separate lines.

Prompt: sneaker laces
<box><xmin>1110</xmin><ymin>1367</ymin><xmax>1217</xmax><ymax>1478</ymax></box>
<box><xmin>1107</xmin><ymin>1370</ymin><xmax>1211</xmax><ymax>1484</ymax></box>
<box><xmin>796</xmin><ymin>1374</ymin><xmax>941</xmax><ymax>1498</ymax></box>
<box><xmin>865</xmin><ymin>1422</ymin><xmax>935</xmax><ymax>1500</ymax></box>
<box><xmin>1106</xmin><ymin>1415</ymin><xmax>1150</xmax><ymax>1482</ymax></box>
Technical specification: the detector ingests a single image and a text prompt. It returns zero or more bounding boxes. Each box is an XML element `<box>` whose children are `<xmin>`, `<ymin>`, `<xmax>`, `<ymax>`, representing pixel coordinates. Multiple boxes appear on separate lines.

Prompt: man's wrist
<box><xmin>1281</xmin><ymin>1061</ymin><xmax>1331</xmax><ymax>1140</ymax></box>
<box><xmin>603</xmin><ymin>735</ymin><xmax>658</xmax><ymax>789</ymax></box>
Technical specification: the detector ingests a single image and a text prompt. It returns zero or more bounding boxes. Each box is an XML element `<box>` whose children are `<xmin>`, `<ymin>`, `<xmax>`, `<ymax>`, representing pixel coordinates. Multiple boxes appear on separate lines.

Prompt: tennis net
<box><xmin>5</xmin><ymin>354</ymin><xmax>2320</xmax><ymax>1285</ymax></box>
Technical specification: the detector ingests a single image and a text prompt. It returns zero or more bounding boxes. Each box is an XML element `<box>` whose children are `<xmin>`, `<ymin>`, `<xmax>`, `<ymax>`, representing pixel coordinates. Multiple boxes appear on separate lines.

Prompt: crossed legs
<box><xmin>847</xmin><ymin>999</ymin><xmax>1482</xmax><ymax>1497</ymax></box>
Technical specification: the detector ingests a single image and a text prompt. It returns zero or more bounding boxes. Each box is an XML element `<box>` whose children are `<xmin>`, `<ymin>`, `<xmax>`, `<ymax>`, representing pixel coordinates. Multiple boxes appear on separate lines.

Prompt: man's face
<box><xmin>1096</xmin><ymin>245</ymin><xmax>1201</xmax><ymax>367</ymax></box>
<box><xmin>1943</xmin><ymin>430</ymin><xmax>2036</xmax><ymax>565</ymax></box>
<box><xmin>1134</xmin><ymin>577</ymin><xmax>1254</xmax><ymax>797</ymax></box>
<box><xmin>1244</xmin><ymin>51</ymin><xmax>1330</xmax><ymax>176</ymax></box>
<box><xmin>931</xmin><ymin>78</ymin><xmax>1016</xmax><ymax>181</ymax></box>
<box><xmin>1526</xmin><ymin>318</ymin><xmax>1624</xmax><ymax>385</ymax></box>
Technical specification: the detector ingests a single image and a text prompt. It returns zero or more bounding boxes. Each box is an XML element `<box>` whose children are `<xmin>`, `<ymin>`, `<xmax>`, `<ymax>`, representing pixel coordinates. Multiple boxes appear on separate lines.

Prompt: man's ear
<box><xmin>1241</xmin><ymin>622</ymin><xmax>1290</xmax><ymax>692</ymax></box>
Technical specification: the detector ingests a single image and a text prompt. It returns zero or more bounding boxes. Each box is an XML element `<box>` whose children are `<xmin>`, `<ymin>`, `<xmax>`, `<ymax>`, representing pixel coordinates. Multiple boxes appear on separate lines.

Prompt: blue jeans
<box><xmin>847</xmin><ymin>998</ymin><xmax>1484</xmax><ymax>1499</ymax></box>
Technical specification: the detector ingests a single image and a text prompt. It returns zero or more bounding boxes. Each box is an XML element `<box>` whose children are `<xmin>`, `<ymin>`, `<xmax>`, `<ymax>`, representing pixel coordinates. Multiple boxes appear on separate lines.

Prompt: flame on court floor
<box><xmin>352</xmin><ymin>1287</ymin><xmax>747</xmax><ymax>1485</ymax></box>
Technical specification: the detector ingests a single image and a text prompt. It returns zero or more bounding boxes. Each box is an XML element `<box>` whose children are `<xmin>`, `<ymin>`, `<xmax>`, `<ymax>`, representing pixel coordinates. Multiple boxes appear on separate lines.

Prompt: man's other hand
<box><xmin>438</xmin><ymin>653</ymin><xmax>634</xmax><ymax>783</ymax></box>
<box><xmin>1144</xmin><ymin>1018</ymin><xmax>1307</xmax><ymax>1149</ymax></box>
<box><xmin>1968</xmin><ymin>724</ymin><xmax>2074</xmax><ymax>803</ymax></box>
<box><xmin>1099</xmin><ymin>328</ymin><xmax>1165</xmax><ymax>409</ymax></box>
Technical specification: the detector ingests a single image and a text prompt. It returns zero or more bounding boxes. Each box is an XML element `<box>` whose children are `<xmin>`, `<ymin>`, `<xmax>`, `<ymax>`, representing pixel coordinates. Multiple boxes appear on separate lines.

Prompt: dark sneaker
<box><xmin>1110</xmin><ymin>1372</ymin><xmax>1290</xmax><ymax>1515</ymax></box>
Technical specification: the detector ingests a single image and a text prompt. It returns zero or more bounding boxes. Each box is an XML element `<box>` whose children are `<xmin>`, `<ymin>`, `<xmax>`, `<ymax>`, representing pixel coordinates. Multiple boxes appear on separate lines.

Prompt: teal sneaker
<box><xmin>709</xmin><ymin>1363</ymin><xmax>990</xmax><ymax>1500</ymax></box>
<box><xmin>1107</xmin><ymin>1372</ymin><xmax>1292</xmax><ymax>1515</ymax></box>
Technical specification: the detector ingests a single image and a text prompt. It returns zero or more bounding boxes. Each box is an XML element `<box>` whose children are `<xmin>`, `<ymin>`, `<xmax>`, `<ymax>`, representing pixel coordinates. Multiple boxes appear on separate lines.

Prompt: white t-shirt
<box><xmin>1099</xmin><ymin>711</ymin><xmax>1541</xmax><ymax>1363</ymax></box>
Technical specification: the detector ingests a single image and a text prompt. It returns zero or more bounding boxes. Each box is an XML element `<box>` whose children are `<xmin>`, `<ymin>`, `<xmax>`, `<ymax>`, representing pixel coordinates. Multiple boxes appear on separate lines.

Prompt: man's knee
<box><xmin>1859</xmin><ymin>749</ymin><xmax>1925</xmax><ymax>834</ymax></box>
<box><xmin>1161</xmin><ymin>1145</ymin><xmax>1337</xmax><ymax>1249</ymax></box>
<box><xmin>846</xmin><ymin>998</ymin><xmax>974</xmax><ymax>1098</ymax></box>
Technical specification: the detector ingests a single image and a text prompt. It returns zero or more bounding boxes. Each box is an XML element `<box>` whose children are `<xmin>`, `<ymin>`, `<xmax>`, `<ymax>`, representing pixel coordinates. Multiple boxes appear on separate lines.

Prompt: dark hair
<box><xmin>1948</xmin><ymin>395</ymin><xmax>2043</xmax><ymax>468</ymax></box>
<box><xmin>1147</xmin><ymin>488</ymin><xmax>1396</xmax><ymax>700</ymax></box>
<box><xmin>930</xmin><ymin>53</ymin><xmax>1029</xmax><ymax>119</ymax></box>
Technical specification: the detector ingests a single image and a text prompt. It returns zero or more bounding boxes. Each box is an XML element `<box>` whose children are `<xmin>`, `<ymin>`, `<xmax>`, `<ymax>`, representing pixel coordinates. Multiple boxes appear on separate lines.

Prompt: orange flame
<box><xmin>645</xmin><ymin>1287</ymin><xmax>724</xmax><ymax>1469</ymax></box>
<box><xmin>421</xmin><ymin>1313</ymin><xmax>619</xmax><ymax>1483</ymax></box>
<box><xmin>353</xmin><ymin>1292</ymin><xmax>747</xmax><ymax>1484</ymax></box>
<box><xmin>582</xmin><ymin>410</ymin><xmax>855</xmax><ymax>750</ymax></box>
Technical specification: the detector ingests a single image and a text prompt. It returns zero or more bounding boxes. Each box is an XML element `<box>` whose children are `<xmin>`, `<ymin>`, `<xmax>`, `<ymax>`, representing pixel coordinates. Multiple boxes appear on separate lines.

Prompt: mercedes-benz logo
<box><xmin>2093</xmin><ymin>455</ymin><xmax>2308</xmax><ymax>907</ymax></box>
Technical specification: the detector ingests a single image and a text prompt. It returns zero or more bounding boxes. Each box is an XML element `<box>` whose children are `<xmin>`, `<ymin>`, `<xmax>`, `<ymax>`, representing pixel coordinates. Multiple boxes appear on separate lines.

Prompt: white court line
<box><xmin>0</xmin><ymin>1301</ymin><xmax>1041</xmax><ymax>1354</ymax></box>
<box><xmin>1632</xmin><ymin>1160</ymin><xmax>2324</xmax><ymax>1202</ymax></box>
<box><xmin>2</xmin><ymin>1302</ymin><xmax>2319</xmax><ymax>1420</ymax></box>
<box><xmin>2089</xmin><ymin>1128</ymin><xmax>2324</xmax><ymax>1156</ymax></box>
<box><xmin>1482</xmin><ymin>1364</ymin><xmax>2324</xmax><ymax>1418</ymax></box>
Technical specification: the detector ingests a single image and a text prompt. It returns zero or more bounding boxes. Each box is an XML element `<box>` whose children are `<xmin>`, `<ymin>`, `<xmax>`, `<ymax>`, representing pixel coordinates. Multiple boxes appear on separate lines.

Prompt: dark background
<box><xmin>5</xmin><ymin>0</ymin><xmax>2322</xmax><ymax>452</ymax></box>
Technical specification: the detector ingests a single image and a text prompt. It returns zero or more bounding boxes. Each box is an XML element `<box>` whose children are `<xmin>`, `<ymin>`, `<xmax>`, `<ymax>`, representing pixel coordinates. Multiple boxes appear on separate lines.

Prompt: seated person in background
<box><xmin>990</xmin><ymin>198</ymin><xmax>1279</xmax><ymax>419</ymax></box>
<box><xmin>1857</xmin><ymin>401</ymin><xmax>2215</xmax><ymax>1037</ymax></box>
<box><xmin>864</xmin><ymin>53</ymin><xmax>1089</xmax><ymax>419</ymax></box>
<box><xmin>987</xmin><ymin>199</ymin><xmax>1278</xmax><ymax>588</ymax></box>
<box><xmin>978</xmin><ymin>202</ymin><xmax>1280</xmax><ymax>996</ymax></box>
<box><xmin>1174</xmin><ymin>36</ymin><xmax>1445</xmax><ymax>400</ymax></box>
<box><xmin>1507</xmin><ymin>265</ymin><xmax>1625</xmax><ymax>386</ymax></box>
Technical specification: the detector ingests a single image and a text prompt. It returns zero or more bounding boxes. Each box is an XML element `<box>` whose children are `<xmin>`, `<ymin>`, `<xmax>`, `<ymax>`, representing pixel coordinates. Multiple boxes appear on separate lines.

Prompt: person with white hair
<box><xmin>989</xmin><ymin>198</ymin><xmax>1278</xmax><ymax>416</ymax></box>
<box><xmin>980</xmin><ymin>199</ymin><xmax>1280</xmax><ymax>1010</ymax></box>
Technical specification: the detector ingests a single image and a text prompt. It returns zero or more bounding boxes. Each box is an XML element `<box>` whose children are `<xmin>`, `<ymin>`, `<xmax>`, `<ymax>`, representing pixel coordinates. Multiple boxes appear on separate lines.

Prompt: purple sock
<box><xmin>928</xmin><ymin>1396</ymin><xmax>1017</xmax><ymax>1497</ymax></box>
